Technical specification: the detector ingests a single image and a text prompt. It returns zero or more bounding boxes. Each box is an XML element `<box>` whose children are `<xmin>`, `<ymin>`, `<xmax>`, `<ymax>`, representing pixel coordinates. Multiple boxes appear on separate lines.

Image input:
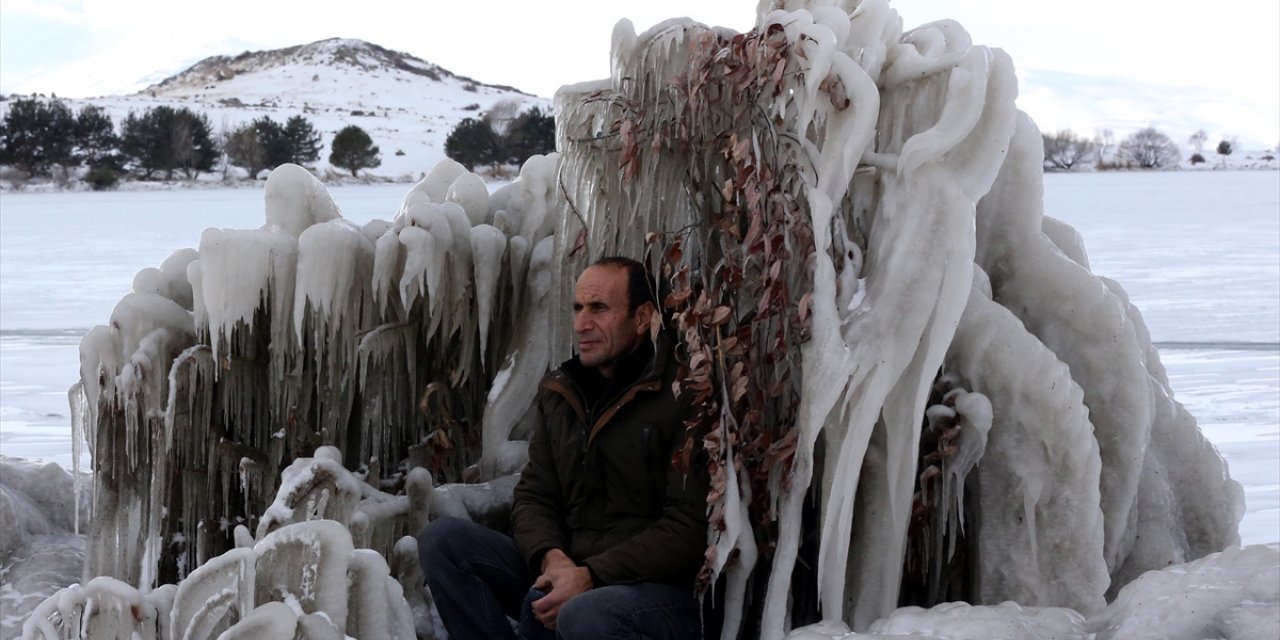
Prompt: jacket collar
<box><xmin>544</xmin><ymin>330</ymin><xmax>673</xmax><ymax>416</ymax></box>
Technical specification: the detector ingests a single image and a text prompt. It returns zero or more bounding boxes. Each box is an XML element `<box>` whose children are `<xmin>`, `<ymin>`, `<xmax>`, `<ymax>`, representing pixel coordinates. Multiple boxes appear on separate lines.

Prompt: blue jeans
<box><xmin>417</xmin><ymin>516</ymin><xmax>702</xmax><ymax>640</ymax></box>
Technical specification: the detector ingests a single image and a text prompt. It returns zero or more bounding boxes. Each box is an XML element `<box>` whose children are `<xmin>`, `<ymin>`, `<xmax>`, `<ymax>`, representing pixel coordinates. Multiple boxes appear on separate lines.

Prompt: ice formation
<box><xmin>29</xmin><ymin>0</ymin><xmax>1261</xmax><ymax>638</ymax></box>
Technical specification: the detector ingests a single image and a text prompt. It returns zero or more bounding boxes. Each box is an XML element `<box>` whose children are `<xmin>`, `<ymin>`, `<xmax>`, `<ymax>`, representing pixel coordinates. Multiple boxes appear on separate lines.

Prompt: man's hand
<box><xmin>531</xmin><ymin>549</ymin><xmax>593</xmax><ymax>629</ymax></box>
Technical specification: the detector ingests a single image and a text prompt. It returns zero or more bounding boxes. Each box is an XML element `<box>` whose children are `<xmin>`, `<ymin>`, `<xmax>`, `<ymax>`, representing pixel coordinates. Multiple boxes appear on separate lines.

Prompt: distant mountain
<box><xmin>4</xmin><ymin>38</ymin><xmax>552</xmax><ymax>183</ymax></box>
<box><xmin>143</xmin><ymin>38</ymin><xmax>530</xmax><ymax>100</ymax></box>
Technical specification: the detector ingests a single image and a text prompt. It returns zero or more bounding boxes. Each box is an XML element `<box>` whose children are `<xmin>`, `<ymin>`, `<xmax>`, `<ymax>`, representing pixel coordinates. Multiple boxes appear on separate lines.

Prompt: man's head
<box><xmin>573</xmin><ymin>257</ymin><xmax>655</xmax><ymax>378</ymax></box>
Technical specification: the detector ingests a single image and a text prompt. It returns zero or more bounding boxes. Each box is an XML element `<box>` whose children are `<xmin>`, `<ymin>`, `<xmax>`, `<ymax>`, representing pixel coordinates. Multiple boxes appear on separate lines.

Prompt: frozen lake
<box><xmin>1</xmin><ymin>171</ymin><xmax>1277</xmax><ymax>545</ymax></box>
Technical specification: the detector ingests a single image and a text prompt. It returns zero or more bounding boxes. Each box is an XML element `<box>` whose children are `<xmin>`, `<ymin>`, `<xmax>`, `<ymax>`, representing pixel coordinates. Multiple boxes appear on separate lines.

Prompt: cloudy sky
<box><xmin>2</xmin><ymin>0</ymin><xmax>1277</xmax><ymax>146</ymax></box>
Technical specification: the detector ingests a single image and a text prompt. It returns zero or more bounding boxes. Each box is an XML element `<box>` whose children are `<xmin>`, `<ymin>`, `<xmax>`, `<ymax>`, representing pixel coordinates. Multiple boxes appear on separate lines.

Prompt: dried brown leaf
<box><xmin>710</xmin><ymin>305</ymin><xmax>733</xmax><ymax>326</ymax></box>
<box><xmin>798</xmin><ymin>291</ymin><xmax>813</xmax><ymax>323</ymax></box>
<box><xmin>664</xmin><ymin>288</ymin><xmax>693</xmax><ymax>308</ymax></box>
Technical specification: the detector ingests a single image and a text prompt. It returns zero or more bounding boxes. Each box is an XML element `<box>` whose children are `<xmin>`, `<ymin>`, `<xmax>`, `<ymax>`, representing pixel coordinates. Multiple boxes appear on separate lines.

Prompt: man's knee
<box><xmin>557</xmin><ymin>592</ymin><xmax>621</xmax><ymax>640</ymax></box>
<box><xmin>417</xmin><ymin>515</ymin><xmax>471</xmax><ymax>571</ymax></box>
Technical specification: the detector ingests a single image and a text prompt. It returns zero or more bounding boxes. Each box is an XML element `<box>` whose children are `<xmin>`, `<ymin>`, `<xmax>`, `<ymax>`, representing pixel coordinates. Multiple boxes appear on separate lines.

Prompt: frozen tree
<box><xmin>52</xmin><ymin>2</ymin><xmax>1253</xmax><ymax>639</ymax></box>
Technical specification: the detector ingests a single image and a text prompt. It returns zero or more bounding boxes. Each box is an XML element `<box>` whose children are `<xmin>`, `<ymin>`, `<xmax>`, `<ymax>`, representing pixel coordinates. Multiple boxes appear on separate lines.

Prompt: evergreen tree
<box><xmin>502</xmin><ymin>107</ymin><xmax>556</xmax><ymax>164</ymax></box>
<box><xmin>121</xmin><ymin>109</ymin><xmax>167</xmax><ymax>179</ymax></box>
<box><xmin>329</xmin><ymin>125</ymin><xmax>381</xmax><ymax>177</ymax></box>
<box><xmin>444</xmin><ymin>117</ymin><xmax>498</xmax><ymax>170</ymax></box>
<box><xmin>73</xmin><ymin>104</ymin><xmax>120</xmax><ymax>169</ymax></box>
<box><xmin>121</xmin><ymin>106</ymin><xmax>218</xmax><ymax>179</ymax></box>
<box><xmin>0</xmin><ymin>97</ymin><xmax>76</xmax><ymax>175</ymax></box>
<box><xmin>248</xmin><ymin>115</ymin><xmax>321</xmax><ymax>169</ymax></box>
<box><xmin>252</xmin><ymin>116</ymin><xmax>291</xmax><ymax>170</ymax></box>
<box><xmin>284</xmin><ymin>115</ymin><xmax>322</xmax><ymax>165</ymax></box>
<box><xmin>1216</xmin><ymin>138</ymin><xmax>1235</xmax><ymax>167</ymax></box>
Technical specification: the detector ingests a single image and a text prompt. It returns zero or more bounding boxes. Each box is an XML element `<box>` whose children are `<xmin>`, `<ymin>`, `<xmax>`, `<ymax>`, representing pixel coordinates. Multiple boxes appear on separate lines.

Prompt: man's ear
<box><xmin>633</xmin><ymin>301</ymin><xmax>655</xmax><ymax>336</ymax></box>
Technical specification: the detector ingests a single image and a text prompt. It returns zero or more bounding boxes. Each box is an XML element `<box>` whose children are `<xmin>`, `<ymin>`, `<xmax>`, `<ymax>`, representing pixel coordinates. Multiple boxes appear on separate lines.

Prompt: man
<box><xmin>418</xmin><ymin>256</ymin><xmax>709</xmax><ymax>640</ymax></box>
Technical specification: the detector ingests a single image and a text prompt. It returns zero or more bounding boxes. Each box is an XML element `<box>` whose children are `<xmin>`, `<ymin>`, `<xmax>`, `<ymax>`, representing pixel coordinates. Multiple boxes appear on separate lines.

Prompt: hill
<box><xmin>2</xmin><ymin>38</ymin><xmax>551</xmax><ymax>184</ymax></box>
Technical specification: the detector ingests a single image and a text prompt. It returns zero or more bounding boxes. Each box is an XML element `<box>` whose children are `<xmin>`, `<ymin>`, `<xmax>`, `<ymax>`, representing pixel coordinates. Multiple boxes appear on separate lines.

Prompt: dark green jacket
<box><xmin>511</xmin><ymin>338</ymin><xmax>709</xmax><ymax>586</ymax></box>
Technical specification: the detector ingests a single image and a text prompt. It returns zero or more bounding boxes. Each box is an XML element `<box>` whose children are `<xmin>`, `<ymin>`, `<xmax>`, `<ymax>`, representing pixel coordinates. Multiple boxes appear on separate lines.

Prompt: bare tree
<box><xmin>1094</xmin><ymin>128</ymin><xmax>1116</xmax><ymax>168</ymax></box>
<box><xmin>224</xmin><ymin>123</ymin><xmax>266</xmax><ymax>179</ymax></box>
<box><xmin>1119</xmin><ymin>127</ymin><xmax>1181</xmax><ymax>169</ymax></box>
<box><xmin>1041</xmin><ymin>129</ymin><xmax>1098</xmax><ymax>170</ymax></box>
<box><xmin>1188</xmin><ymin>129</ymin><xmax>1208</xmax><ymax>154</ymax></box>
<box><xmin>482</xmin><ymin>99</ymin><xmax>522</xmax><ymax>137</ymax></box>
<box><xmin>170</xmin><ymin>118</ymin><xmax>194</xmax><ymax>180</ymax></box>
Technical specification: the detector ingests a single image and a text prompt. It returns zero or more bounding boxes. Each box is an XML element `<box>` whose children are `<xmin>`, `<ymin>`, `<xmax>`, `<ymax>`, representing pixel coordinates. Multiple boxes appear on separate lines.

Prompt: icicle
<box><xmin>196</xmin><ymin>227</ymin><xmax>297</xmax><ymax>363</ymax></box>
<box><xmin>470</xmin><ymin>224</ymin><xmax>507</xmax><ymax>365</ymax></box>
<box><xmin>294</xmin><ymin>219</ymin><xmax>375</xmax><ymax>341</ymax></box>
<box><xmin>396</xmin><ymin>225</ymin><xmax>436</xmax><ymax>316</ymax></box>
<box><xmin>372</xmin><ymin>229</ymin><xmax>403</xmax><ymax>317</ymax></box>
<box><xmin>69</xmin><ymin>382</ymin><xmax>90</xmax><ymax>536</ymax></box>
<box><xmin>479</xmin><ymin>235</ymin><xmax>557</xmax><ymax>464</ymax></box>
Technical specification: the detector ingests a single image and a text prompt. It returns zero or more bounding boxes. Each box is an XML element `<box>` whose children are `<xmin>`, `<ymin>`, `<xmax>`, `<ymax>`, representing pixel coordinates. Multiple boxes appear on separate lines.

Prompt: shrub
<box><xmin>1189</xmin><ymin>153</ymin><xmax>1206</xmax><ymax>165</ymax></box>
<box><xmin>85</xmin><ymin>164</ymin><xmax>120</xmax><ymax>190</ymax></box>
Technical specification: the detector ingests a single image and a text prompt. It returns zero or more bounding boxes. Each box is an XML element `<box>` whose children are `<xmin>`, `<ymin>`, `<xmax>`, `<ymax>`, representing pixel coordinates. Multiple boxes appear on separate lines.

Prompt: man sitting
<box><xmin>418</xmin><ymin>256</ymin><xmax>709</xmax><ymax>639</ymax></box>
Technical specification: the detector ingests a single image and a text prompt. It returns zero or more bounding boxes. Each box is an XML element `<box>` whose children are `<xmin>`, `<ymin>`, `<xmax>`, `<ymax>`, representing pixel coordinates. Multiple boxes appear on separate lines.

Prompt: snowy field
<box><xmin>1</xmin><ymin>170</ymin><xmax>1276</xmax><ymax>556</ymax></box>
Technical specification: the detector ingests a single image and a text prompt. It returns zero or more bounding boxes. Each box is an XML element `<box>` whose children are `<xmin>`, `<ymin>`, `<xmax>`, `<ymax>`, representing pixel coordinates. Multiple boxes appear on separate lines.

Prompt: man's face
<box><xmin>573</xmin><ymin>265</ymin><xmax>651</xmax><ymax>376</ymax></box>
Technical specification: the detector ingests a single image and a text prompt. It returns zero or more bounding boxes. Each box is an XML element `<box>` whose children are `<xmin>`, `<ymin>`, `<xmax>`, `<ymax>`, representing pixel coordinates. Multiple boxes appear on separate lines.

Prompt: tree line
<box><xmin>1041</xmin><ymin>126</ymin><xmax>1251</xmax><ymax>171</ymax></box>
<box><xmin>444</xmin><ymin>100</ymin><xmax>555</xmax><ymax>171</ymax></box>
<box><xmin>0</xmin><ymin>96</ymin><xmax>384</xmax><ymax>188</ymax></box>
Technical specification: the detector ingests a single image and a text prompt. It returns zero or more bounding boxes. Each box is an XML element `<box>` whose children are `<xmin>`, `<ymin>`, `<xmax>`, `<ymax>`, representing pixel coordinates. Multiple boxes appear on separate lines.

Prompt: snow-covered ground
<box><xmin>1</xmin><ymin>170</ymin><xmax>1276</xmax><ymax>635</ymax></box>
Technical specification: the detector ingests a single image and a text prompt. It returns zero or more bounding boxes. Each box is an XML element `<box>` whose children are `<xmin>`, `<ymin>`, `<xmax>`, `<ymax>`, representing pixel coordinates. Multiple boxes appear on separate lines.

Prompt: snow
<box><xmin>2</xmin><ymin>170</ymin><xmax>1275</xmax><ymax>637</ymax></box>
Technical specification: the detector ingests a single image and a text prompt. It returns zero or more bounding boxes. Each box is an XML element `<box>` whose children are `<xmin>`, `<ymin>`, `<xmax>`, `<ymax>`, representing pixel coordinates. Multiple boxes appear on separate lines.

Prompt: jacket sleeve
<box><xmin>582</xmin><ymin>430</ymin><xmax>710</xmax><ymax>586</ymax></box>
<box><xmin>511</xmin><ymin>393</ymin><xmax>568</xmax><ymax>573</ymax></box>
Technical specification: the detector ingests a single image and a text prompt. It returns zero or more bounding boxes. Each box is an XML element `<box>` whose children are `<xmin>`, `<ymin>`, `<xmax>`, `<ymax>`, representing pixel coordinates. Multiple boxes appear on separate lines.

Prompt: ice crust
<box><xmin>48</xmin><ymin>0</ymin><xmax>1250</xmax><ymax>637</ymax></box>
<box><xmin>22</xmin><ymin>449</ymin><xmax>421</xmax><ymax>639</ymax></box>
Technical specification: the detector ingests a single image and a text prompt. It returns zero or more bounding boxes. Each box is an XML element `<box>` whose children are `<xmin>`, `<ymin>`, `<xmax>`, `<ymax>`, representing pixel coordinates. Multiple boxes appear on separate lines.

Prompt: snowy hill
<box><xmin>6</xmin><ymin>38</ymin><xmax>551</xmax><ymax>182</ymax></box>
